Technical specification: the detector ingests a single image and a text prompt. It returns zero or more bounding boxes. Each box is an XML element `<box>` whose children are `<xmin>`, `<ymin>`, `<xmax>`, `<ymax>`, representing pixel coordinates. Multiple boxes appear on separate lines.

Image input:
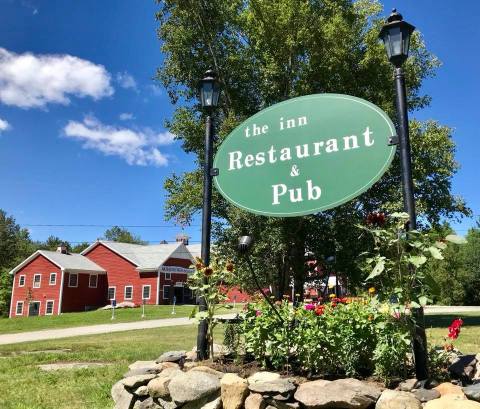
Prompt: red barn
<box><xmin>9</xmin><ymin>246</ymin><xmax>106</xmax><ymax>318</ymax></box>
<box><xmin>9</xmin><ymin>241</ymin><xmax>197</xmax><ymax>318</ymax></box>
<box><xmin>81</xmin><ymin>241</ymin><xmax>195</xmax><ymax>306</ymax></box>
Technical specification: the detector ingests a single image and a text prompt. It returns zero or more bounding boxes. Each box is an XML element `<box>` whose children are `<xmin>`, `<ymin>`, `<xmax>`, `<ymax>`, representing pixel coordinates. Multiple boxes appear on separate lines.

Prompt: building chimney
<box><xmin>159</xmin><ymin>240</ymin><xmax>168</xmax><ymax>244</ymax></box>
<box><xmin>176</xmin><ymin>234</ymin><xmax>189</xmax><ymax>245</ymax></box>
<box><xmin>56</xmin><ymin>244</ymin><xmax>68</xmax><ymax>254</ymax></box>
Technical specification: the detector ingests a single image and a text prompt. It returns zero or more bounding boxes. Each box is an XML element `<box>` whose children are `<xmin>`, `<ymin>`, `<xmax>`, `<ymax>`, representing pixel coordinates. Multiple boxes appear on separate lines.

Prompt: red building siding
<box><xmin>84</xmin><ymin>244</ymin><xmax>159</xmax><ymax>305</ymax></box>
<box><xmin>61</xmin><ymin>273</ymin><xmax>108</xmax><ymax>312</ymax></box>
<box><xmin>10</xmin><ymin>255</ymin><xmax>61</xmax><ymax>317</ymax></box>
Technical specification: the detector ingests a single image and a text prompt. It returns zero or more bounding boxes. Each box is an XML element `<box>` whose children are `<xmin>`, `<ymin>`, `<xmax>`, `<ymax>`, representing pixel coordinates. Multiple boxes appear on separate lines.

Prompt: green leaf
<box><xmin>408</xmin><ymin>255</ymin><xmax>427</xmax><ymax>267</ymax></box>
<box><xmin>434</xmin><ymin>241</ymin><xmax>447</xmax><ymax>250</ymax></box>
<box><xmin>189</xmin><ymin>306</ymin><xmax>198</xmax><ymax>319</ymax></box>
<box><xmin>366</xmin><ymin>258</ymin><xmax>385</xmax><ymax>280</ymax></box>
<box><xmin>423</xmin><ymin>272</ymin><xmax>441</xmax><ymax>296</ymax></box>
<box><xmin>445</xmin><ymin>234</ymin><xmax>467</xmax><ymax>244</ymax></box>
<box><xmin>418</xmin><ymin>296</ymin><xmax>428</xmax><ymax>307</ymax></box>
<box><xmin>390</xmin><ymin>212</ymin><xmax>409</xmax><ymax>219</ymax></box>
<box><xmin>410</xmin><ymin>301</ymin><xmax>421</xmax><ymax>309</ymax></box>
<box><xmin>428</xmin><ymin>246</ymin><xmax>444</xmax><ymax>260</ymax></box>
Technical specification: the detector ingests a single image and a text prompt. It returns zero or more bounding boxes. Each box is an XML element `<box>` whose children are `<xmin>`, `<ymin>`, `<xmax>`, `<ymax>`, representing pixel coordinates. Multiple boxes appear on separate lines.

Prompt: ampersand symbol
<box><xmin>290</xmin><ymin>165</ymin><xmax>300</xmax><ymax>177</ymax></box>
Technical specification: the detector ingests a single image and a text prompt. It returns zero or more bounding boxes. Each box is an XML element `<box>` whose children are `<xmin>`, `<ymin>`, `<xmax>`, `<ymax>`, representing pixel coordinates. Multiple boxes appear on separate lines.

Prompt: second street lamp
<box><xmin>197</xmin><ymin>69</ymin><xmax>221</xmax><ymax>360</ymax></box>
<box><xmin>379</xmin><ymin>9</ymin><xmax>428</xmax><ymax>380</ymax></box>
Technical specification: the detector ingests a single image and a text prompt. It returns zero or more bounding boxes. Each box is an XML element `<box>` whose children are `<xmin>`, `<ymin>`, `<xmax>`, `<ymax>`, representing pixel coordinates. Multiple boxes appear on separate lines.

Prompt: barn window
<box><xmin>33</xmin><ymin>274</ymin><xmax>41</xmax><ymax>288</ymax></box>
<box><xmin>165</xmin><ymin>272</ymin><xmax>171</xmax><ymax>280</ymax></box>
<box><xmin>68</xmin><ymin>273</ymin><xmax>78</xmax><ymax>287</ymax></box>
<box><xmin>49</xmin><ymin>273</ymin><xmax>56</xmax><ymax>285</ymax></box>
<box><xmin>142</xmin><ymin>285</ymin><xmax>151</xmax><ymax>300</ymax></box>
<box><xmin>124</xmin><ymin>286</ymin><xmax>133</xmax><ymax>300</ymax></box>
<box><xmin>45</xmin><ymin>300</ymin><xmax>54</xmax><ymax>315</ymax></box>
<box><xmin>89</xmin><ymin>274</ymin><xmax>98</xmax><ymax>288</ymax></box>
<box><xmin>163</xmin><ymin>285</ymin><xmax>170</xmax><ymax>299</ymax></box>
<box><xmin>18</xmin><ymin>275</ymin><xmax>25</xmax><ymax>287</ymax></box>
<box><xmin>16</xmin><ymin>301</ymin><xmax>24</xmax><ymax>315</ymax></box>
<box><xmin>108</xmin><ymin>287</ymin><xmax>116</xmax><ymax>301</ymax></box>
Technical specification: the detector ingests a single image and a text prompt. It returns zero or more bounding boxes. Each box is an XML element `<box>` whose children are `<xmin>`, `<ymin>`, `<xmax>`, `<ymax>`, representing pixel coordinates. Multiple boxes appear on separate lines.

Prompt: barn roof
<box><xmin>9</xmin><ymin>250</ymin><xmax>106</xmax><ymax>275</ymax></box>
<box><xmin>82</xmin><ymin>241</ymin><xmax>196</xmax><ymax>272</ymax></box>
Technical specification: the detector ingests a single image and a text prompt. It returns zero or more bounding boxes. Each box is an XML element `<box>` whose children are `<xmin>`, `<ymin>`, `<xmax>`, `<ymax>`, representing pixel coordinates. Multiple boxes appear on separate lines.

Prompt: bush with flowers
<box><xmin>243</xmin><ymin>295</ymin><xmax>412</xmax><ymax>380</ymax></box>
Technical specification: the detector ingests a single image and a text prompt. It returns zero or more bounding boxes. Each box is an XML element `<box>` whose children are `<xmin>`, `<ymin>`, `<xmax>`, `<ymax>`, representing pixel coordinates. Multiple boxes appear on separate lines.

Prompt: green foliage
<box><xmin>0</xmin><ymin>210</ymin><xmax>35</xmax><ymax>317</ymax></box>
<box><xmin>358</xmin><ymin>213</ymin><xmax>465</xmax><ymax>310</ymax></box>
<box><xmin>223</xmin><ymin>321</ymin><xmax>244</xmax><ymax>362</ymax></box>
<box><xmin>243</xmin><ymin>299</ymin><xmax>412</xmax><ymax>379</ymax></box>
<box><xmin>103</xmin><ymin>226</ymin><xmax>146</xmax><ymax>244</ymax></box>
<box><xmin>156</xmin><ymin>0</ymin><xmax>468</xmax><ymax>295</ymax></box>
<box><xmin>188</xmin><ymin>259</ymin><xmax>234</xmax><ymax>358</ymax></box>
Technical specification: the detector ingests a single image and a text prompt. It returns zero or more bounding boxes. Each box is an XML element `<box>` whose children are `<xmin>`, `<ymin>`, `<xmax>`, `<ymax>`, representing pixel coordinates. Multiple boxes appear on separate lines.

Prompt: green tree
<box><xmin>155</xmin><ymin>0</ymin><xmax>468</xmax><ymax>296</ymax></box>
<box><xmin>0</xmin><ymin>210</ymin><xmax>35</xmax><ymax>316</ymax></box>
<box><xmin>461</xmin><ymin>226</ymin><xmax>480</xmax><ymax>305</ymax></box>
<box><xmin>103</xmin><ymin>226</ymin><xmax>146</xmax><ymax>244</ymax></box>
<box><xmin>35</xmin><ymin>236</ymin><xmax>71</xmax><ymax>252</ymax></box>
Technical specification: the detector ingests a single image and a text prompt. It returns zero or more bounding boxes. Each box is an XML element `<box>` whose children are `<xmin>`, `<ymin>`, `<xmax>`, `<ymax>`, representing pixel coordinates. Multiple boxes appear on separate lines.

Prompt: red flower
<box><xmin>447</xmin><ymin>318</ymin><xmax>464</xmax><ymax>340</ymax></box>
<box><xmin>366</xmin><ymin>212</ymin><xmax>386</xmax><ymax>227</ymax></box>
<box><xmin>315</xmin><ymin>305</ymin><xmax>325</xmax><ymax>316</ymax></box>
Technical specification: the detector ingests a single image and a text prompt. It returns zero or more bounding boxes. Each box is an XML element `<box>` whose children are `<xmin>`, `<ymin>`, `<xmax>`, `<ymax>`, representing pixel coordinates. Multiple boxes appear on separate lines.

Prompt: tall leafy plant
<box><xmin>358</xmin><ymin>212</ymin><xmax>466</xmax><ymax>312</ymax></box>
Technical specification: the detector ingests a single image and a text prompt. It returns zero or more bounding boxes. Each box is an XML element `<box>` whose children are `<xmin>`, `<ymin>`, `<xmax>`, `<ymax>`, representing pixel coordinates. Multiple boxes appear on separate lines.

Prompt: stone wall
<box><xmin>112</xmin><ymin>350</ymin><xmax>480</xmax><ymax>409</ymax></box>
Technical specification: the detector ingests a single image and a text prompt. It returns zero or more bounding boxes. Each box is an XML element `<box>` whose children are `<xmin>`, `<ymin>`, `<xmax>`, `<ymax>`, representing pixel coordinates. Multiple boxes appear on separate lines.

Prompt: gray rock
<box><xmin>133</xmin><ymin>397</ymin><xmax>161</xmax><ymax>409</ymax></box>
<box><xmin>294</xmin><ymin>378</ymin><xmax>381</xmax><ymax>409</ymax></box>
<box><xmin>147</xmin><ymin>376</ymin><xmax>171</xmax><ymax>399</ymax></box>
<box><xmin>245</xmin><ymin>393</ymin><xmax>266</xmax><ymax>409</ymax></box>
<box><xmin>112</xmin><ymin>380</ymin><xmax>135</xmax><ymax>409</ymax></box>
<box><xmin>124</xmin><ymin>367</ymin><xmax>158</xmax><ymax>378</ymax></box>
<box><xmin>411</xmin><ymin>388</ymin><xmax>440</xmax><ymax>402</ymax></box>
<box><xmin>464</xmin><ymin>383</ymin><xmax>480</xmax><ymax>402</ymax></box>
<box><xmin>134</xmin><ymin>386</ymin><xmax>149</xmax><ymax>397</ymax></box>
<box><xmin>375</xmin><ymin>389</ymin><xmax>421</xmax><ymax>409</ymax></box>
<box><xmin>221</xmin><ymin>373</ymin><xmax>249</xmax><ymax>409</ymax></box>
<box><xmin>156</xmin><ymin>351</ymin><xmax>186</xmax><ymax>363</ymax></box>
<box><xmin>248</xmin><ymin>379</ymin><xmax>296</xmax><ymax>395</ymax></box>
<box><xmin>398</xmin><ymin>379</ymin><xmax>418</xmax><ymax>392</ymax></box>
<box><xmin>182</xmin><ymin>392</ymin><xmax>220</xmax><ymax>409</ymax></box>
<box><xmin>155</xmin><ymin>397</ymin><xmax>178</xmax><ymax>409</ymax></box>
<box><xmin>449</xmin><ymin>355</ymin><xmax>477</xmax><ymax>378</ymax></box>
<box><xmin>129</xmin><ymin>361</ymin><xmax>158</xmax><ymax>371</ymax></box>
<box><xmin>248</xmin><ymin>372</ymin><xmax>281</xmax><ymax>384</ymax></box>
<box><xmin>121</xmin><ymin>374</ymin><xmax>157</xmax><ymax>389</ymax></box>
<box><xmin>168</xmin><ymin>371</ymin><xmax>220</xmax><ymax>404</ymax></box>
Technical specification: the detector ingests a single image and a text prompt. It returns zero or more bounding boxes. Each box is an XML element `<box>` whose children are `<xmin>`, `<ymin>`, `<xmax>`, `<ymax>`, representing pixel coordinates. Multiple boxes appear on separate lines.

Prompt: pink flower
<box><xmin>255</xmin><ymin>310</ymin><xmax>262</xmax><ymax>317</ymax></box>
<box><xmin>304</xmin><ymin>304</ymin><xmax>315</xmax><ymax>311</ymax></box>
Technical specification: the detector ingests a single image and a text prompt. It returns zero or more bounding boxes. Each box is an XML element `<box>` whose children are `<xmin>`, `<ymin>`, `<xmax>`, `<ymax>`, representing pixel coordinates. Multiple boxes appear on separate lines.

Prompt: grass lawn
<box><xmin>0</xmin><ymin>313</ymin><xmax>478</xmax><ymax>409</ymax></box>
<box><xmin>0</xmin><ymin>304</ymin><xmax>240</xmax><ymax>335</ymax></box>
<box><xmin>0</xmin><ymin>325</ymin><xmax>209</xmax><ymax>409</ymax></box>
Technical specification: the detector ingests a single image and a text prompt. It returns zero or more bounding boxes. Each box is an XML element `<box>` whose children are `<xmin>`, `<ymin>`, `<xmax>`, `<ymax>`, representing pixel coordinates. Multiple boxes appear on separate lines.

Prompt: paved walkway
<box><xmin>425</xmin><ymin>306</ymin><xmax>480</xmax><ymax>314</ymax></box>
<box><xmin>0</xmin><ymin>314</ymin><xmax>236</xmax><ymax>346</ymax></box>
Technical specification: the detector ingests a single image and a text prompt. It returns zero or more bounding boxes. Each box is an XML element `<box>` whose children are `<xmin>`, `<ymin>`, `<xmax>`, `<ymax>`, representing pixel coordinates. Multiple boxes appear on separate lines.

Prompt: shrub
<box><xmin>243</xmin><ymin>298</ymin><xmax>413</xmax><ymax>379</ymax></box>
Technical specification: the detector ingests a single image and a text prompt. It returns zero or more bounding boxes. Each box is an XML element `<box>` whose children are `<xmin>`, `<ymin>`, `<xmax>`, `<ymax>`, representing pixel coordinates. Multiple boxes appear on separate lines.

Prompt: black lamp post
<box><xmin>379</xmin><ymin>9</ymin><xmax>428</xmax><ymax>380</ymax></box>
<box><xmin>197</xmin><ymin>69</ymin><xmax>221</xmax><ymax>360</ymax></box>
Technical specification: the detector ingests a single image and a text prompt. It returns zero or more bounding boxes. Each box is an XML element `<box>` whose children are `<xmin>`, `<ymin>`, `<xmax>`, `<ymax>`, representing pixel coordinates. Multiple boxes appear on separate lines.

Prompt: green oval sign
<box><xmin>214</xmin><ymin>93</ymin><xmax>396</xmax><ymax>217</ymax></box>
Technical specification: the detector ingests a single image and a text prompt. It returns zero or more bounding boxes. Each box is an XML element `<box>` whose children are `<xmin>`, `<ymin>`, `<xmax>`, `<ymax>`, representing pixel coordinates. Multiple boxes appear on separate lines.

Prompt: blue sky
<box><xmin>0</xmin><ymin>0</ymin><xmax>478</xmax><ymax>246</ymax></box>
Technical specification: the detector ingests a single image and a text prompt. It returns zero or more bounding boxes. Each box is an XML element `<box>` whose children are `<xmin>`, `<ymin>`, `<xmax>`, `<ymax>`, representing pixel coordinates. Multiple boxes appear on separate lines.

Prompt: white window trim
<box><xmin>16</xmin><ymin>301</ymin><xmax>24</xmax><ymax>316</ymax></box>
<box><xmin>49</xmin><ymin>272</ymin><xmax>57</xmax><ymax>286</ymax></box>
<box><xmin>33</xmin><ymin>273</ymin><xmax>41</xmax><ymax>288</ymax></box>
<box><xmin>18</xmin><ymin>275</ymin><xmax>26</xmax><ymax>287</ymax></box>
<box><xmin>45</xmin><ymin>300</ymin><xmax>55</xmax><ymax>315</ymax></box>
<box><xmin>108</xmin><ymin>286</ymin><xmax>116</xmax><ymax>301</ymax></box>
<box><xmin>163</xmin><ymin>285</ymin><xmax>170</xmax><ymax>299</ymax></box>
<box><xmin>88</xmin><ymin>274</ymin><xmax>98</xmax><ymax>288</ymax></box>
<box><xmin>165</xmin><ymin>272</ymin><xmax>171</xmax><ymax>280</ymax></box>
<box><xmin>68</xmin><ymin>273</ymin><xmax>78</xmax><ymax>288</ymax></box>
<box><xmin>124</xmin><ymin>285</ymin><xmax>133</xmax><ymax>300</ymax></box>
<box><xmin>142</xmin><ymin>285</ymin><xmax>151</xmax><ymax>300</ymax></box>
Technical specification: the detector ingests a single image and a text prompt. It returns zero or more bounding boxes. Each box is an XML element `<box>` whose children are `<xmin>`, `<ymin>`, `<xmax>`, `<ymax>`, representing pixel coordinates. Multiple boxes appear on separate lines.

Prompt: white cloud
<box><xmin>116</xmin><ymin>72</ymin><xmax>137</xmax><ymax>91</ymax></box>
<box><xmin>119</xmin><ymin>112</ymin><xmax>134</xmax><ymax>121</ymax></box>
<box><xmin>148</xmin><ymin>84</ymin><xmax>162</xmax><ymax>96</ymax></box>
<box><xmin>0</xmin><ymin>48</ymin><xmax>113</xmax><ymax>109</ymax></box>
<box><xmin>0</xmin><ymin>117</ymin><xmax>10</xmax><ymax>132</ymax></box>
<box><xmin>63</xmin><ymin>115</ymin><xmax>174</xmax><ymax>167</ymax></box>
